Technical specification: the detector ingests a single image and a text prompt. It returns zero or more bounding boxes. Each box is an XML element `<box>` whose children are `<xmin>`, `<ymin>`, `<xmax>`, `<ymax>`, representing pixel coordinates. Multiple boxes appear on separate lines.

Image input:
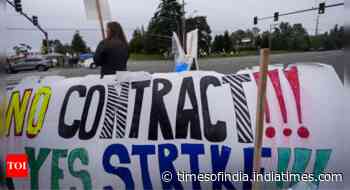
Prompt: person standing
<box><xmin>94</xmin><ymin>21</ymin><xmax>129</xmax><ymax>78</ymax></box>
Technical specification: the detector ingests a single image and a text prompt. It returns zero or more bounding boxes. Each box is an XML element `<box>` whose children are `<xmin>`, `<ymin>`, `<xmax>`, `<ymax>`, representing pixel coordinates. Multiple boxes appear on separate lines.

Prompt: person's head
<box><xmin>106</xmin><ymin>21</ymin><xmax>128</xmax><ymax>46</ymax></box>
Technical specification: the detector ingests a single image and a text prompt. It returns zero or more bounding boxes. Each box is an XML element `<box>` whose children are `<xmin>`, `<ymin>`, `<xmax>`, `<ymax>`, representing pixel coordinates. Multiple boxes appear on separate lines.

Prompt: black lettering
<box><xmin>79</xmin><ymin>85</ymin><xmax>105</xmax><ymax>140</ymax></box>
<box><xmin>59</xmin><ymin>85</ymin><xmax>86</xmax><ymax>139</ymax></box>
<box><xmin>200</xmin><ymin>76</ymin><xmax>227</xmax><ymax>142</ymax></box>
<box><xmin>148</xmin><ymin>78</ymin><xmax>174</xmax><ymax>140</ymax></box>
<box><xmin>176</xmin><ymin>77</ymin><xmax>201</xmax><ymax>140</ymax></box>
<box><xmin>129</xmin><ymin>80</ymin><xmax>151</xmax><ymax>138</ymax></box>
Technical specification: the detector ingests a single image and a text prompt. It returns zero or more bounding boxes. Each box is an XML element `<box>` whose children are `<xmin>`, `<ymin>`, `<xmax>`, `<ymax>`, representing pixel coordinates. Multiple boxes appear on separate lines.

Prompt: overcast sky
<box><xmin>0</xmin><ymin>0</ymin><xmax>345</xmax><ymax>53</ymax></box>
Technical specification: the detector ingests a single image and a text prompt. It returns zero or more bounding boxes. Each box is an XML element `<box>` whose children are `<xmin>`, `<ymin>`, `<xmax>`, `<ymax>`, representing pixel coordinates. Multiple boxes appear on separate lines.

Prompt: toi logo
<box><xmin>6</xmin><ymin>154</ymin><xmax>28</xmax><ymax>178</ymax></box>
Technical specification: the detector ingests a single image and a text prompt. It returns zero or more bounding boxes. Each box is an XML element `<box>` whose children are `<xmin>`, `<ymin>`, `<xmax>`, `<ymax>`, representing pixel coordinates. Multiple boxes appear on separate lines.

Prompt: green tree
<box><xmin>290</xmin><ymin>23</ymin><xmax>310</xmax><ymax>51</ymax></box>
<box><xmin>270</xmin><ymin>22</ymin><xmax>310</xmax><ymax>51</ymax></box>
<box><xmin>277</xmin><ymin>22</ymin><xmax>293</xmax><ymax>50</ymax></box>
<box><xmin>329</xmin><ymin>24</ymin><xmax>344</xmax><ymax>49</ymax></box>
<box><xmin>145</xmin><ymin>0</ymin><xmax>183</xmax><ymax>53</ymax></box>
<box><xmin>222</xmin><ymin>30</ymin><xmax>232</xmax><ymax>52</ymax></box>
<box><xmin>212</xmin><ymin>34</ymin><xmax>225</xmax><ymax>53</ymax></box>
<box><xmin>310</xmin><ymin>35</ymin><xmax>322</xmax><ymax>50</ymax></box>
<box><xmin>185</xmin><ymin>16</ymin><xmax>212</xmax><ymax>54</ymax></box>
<box><xmin>71</xmin><ymin>31</ymin><xmax>88</xmax><ymax>55</ymax></box>
<box><xmin>129</xmin><ymin>27</ymin><xmax>145</xmax><ymax>53</ymax></box>
<box><xmin>52</xmin><ymin>40</ymin><xmax>65</xmax><ymax>54</ymax></box>
<box><xmin>310</xmin><ymin>25</ymin><xmax>344</xmax><ymax>51</ymax></box>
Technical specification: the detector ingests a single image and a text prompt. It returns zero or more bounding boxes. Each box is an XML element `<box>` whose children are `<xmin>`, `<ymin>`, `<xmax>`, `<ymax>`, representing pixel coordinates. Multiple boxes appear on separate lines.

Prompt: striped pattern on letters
<box><xmin>100</xmin><ymin>82</ymin><xmax>130</xmax><ymax>139</ymax></box>
<box><xmin>223</xmin><ymin>74</ymin><xmax>254</xmax><ymax>143</ymax></box>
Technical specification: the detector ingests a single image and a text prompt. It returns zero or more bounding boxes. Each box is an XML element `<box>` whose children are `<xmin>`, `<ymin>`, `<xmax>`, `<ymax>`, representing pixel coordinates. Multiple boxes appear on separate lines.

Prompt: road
<box><xmin>5</xmin><ymin>50</ymin><xmax>344</xmax><ymax>85</ymax></box>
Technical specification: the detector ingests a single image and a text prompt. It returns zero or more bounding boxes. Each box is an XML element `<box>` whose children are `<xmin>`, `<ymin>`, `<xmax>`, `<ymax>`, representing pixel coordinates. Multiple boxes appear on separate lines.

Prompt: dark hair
<box><xmin>106</xmin><ymin>21</ymin><xmax>128</xmax><ymax>47</ymax></box>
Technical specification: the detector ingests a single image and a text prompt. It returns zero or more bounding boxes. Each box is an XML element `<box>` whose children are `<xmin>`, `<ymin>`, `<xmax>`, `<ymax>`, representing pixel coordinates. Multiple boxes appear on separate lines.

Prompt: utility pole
<box><xmin>268</xmin><ymin>23</ymin><xmax>279</xmax><ymax>50</ymax></box>
<box><xmin>315</xmin><ymin>1</ymin><xmax>324</xmax><ymax>36</ymax></box>
<box><xmin>315</xmin><ymin>14</ymin><xmax>320</xmax><ymax>36</ymax></box>
<box><xmin>95</xmin><ymin>0</ymin><xmax>105</xmax><ymax>39</ymax></box>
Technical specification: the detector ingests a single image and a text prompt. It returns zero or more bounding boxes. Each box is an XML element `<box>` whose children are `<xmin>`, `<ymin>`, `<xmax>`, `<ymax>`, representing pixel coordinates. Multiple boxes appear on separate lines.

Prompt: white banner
<box><xmin>0</xmin><ymin>64</ymin><xmax>345</xmax><ymax>189</ymax></box>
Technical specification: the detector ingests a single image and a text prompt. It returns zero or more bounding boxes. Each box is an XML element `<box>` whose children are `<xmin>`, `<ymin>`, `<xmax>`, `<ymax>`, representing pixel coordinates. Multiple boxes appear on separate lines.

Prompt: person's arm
<box><xmin>94</xmin><ymin>41</ymin><xmax>105</xmax><ymax>66</ymax></box>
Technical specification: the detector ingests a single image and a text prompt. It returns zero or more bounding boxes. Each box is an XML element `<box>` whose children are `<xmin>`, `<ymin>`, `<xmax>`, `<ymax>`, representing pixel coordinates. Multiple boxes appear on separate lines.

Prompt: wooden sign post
<box><xmin>252</xmin><ymin>48</ymin><xmax>270</xmax><ymax>190</ymax></box>
<box><xmin>95</xmin><ymin>0</ymin><xmax>105</xmax><ymax>39</ymax></box>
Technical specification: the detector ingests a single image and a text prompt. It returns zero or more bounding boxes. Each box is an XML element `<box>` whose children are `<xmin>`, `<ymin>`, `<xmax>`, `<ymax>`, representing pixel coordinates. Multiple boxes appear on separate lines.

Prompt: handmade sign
<box><xmin>83</xmin><ymin>0</ymin><xmax>111</xmax><ymax>20</ymax></box>
<box><xmin>172</xmin><ymin>30</ymin><xmax>198</xmax><ymax>72</ymax></box>
<box><xmin>0</xmin><ymin>64</ymin><xmax>344</xmax><ymax>190</ymax></box>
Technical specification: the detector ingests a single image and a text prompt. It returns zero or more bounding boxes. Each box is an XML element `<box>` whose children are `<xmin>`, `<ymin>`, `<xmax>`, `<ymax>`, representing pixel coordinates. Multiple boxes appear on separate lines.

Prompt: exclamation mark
<box><xmin>284</xmin><ymin>66</ymin><xmax>310</xmax><ymax>139</ymax></box>
<box><xmin>268</xmin><ymin>70</ymin><xmax>292</xmax><ymax>138</ymax></box>
<box><xmin>253</xmin><ymin>72</ymin><xmax>274</xmax><ymax>138</ymax></box>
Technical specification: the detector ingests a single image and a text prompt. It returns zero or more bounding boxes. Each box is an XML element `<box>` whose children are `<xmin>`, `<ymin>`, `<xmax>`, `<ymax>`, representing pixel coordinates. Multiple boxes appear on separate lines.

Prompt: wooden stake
<box><xmin>252</xmin><ymin>48</ymin><xmax>270</xmax><ymax>190</ymax></box>
<box><xmin>96</xmin><ymin>0</ymin><xmax>105</xmax><ymax>39</ymax></box>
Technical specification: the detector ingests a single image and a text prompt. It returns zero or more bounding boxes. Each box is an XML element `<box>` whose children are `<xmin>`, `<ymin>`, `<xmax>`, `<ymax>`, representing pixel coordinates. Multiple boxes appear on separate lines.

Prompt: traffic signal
<box><xmin>274</xmin><ymin>12</ymin><xmax>279</xmax><ymax>22</ymax></box>
<box><xmin>319</xmin><ymin>2</ymin><xmax>325</xmax><ymax>14</ymax></box>
<box><xmin>14</xmin><ymin>0</ymin><xmax>22</xmax><ymax>12</ymax></box>
<box><xmin>32</xmin><ymin>16</ymin><xmax>38</xmax><ymax>26</ymax></box>
<box><xmin>254</xmin><ymin>16</ymin><xmax>258</xmax><ymax>25</ymax></box>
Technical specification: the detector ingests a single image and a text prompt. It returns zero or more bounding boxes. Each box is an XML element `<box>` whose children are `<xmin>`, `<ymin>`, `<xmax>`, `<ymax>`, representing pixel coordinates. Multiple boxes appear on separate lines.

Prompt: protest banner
<box><xmin>0</xmin><ymin>64</ymin><xmax>344</xmax><ymax>190</ymax></box>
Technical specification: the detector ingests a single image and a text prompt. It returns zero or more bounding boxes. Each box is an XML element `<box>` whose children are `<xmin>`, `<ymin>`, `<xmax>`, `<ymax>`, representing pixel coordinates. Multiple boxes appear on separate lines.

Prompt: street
<box><xmin>5</xmin><ymin>50</ymin><xmax>344</xmax><ymax>85</ymax></box>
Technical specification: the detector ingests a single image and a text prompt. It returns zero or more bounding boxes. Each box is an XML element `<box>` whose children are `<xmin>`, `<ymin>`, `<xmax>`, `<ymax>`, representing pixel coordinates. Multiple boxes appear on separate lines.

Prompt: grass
<box><xmin>129</xmin><ymin>54</ymin><xmax>167</xmax><ymax>61</ymax></box>
<box><xmin>129</xmin><ymin>50</ymin><xmax>300</xmax><ymax>61</ymax></box>
<box><xmin>204</xmin><ymin>50</ymin><xmax>293</xmax><ymax>59</ymax></box>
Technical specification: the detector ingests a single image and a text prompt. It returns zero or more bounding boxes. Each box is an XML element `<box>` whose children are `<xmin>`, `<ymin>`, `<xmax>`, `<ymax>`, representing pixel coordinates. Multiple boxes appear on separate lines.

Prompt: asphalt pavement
<box><xmin>5</xmin><ymin>50</ymin><xmax>344</xmax><ymax>85</ymax></box>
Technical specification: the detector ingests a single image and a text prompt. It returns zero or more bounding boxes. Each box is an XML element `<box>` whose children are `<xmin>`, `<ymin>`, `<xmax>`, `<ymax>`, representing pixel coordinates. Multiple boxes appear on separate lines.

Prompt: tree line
<box><xmin>128</xmin><ymin>0</ymin><xmax>344</xmax><ymax>56</ymax></box>
<box><xmin>210</xmin><ymin>23</ymin><xmax>344</xmax><ymax>54</ymax></box>
<box><xmin>41</xmin><ymin>31</ymin><xmax>91</xmax><ymax>56</ymax></box>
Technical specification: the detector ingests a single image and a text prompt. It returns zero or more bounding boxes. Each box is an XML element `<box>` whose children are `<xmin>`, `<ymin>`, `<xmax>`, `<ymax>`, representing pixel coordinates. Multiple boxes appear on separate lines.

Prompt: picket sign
<box><xmin>83</xmin><ymin>0</ymin><xmax>111</xmax><ymax>20</ymax></box>
<box><xmin>0</xmin><ymin>64</ymin><xmax>345</xmax><ymax>190</ymax></box>
<box><xmin>173</xmin><ymin>29</ymin><xmax>199</xmax><ymax>72</ymax></box>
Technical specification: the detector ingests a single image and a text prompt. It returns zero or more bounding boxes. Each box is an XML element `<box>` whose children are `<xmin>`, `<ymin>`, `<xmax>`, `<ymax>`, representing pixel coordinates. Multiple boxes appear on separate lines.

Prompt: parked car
<box><xmin>79</xmin><ymin>53</ymin><xmax>94</xmax><ymax>61</ymax></box>
<box><xmin>5</xmin><ymin>58</ymin><xmax>51</xmax><ymax>73</ymax></box>
<box><xmin>79</xmin><ymin>58</ymin><xmax>98</xmax><ymax>69</ymax></box>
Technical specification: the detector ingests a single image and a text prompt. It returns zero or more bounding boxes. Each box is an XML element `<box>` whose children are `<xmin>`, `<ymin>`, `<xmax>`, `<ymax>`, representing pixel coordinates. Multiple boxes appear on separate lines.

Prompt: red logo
<box><xmin>6</xmin><ymin>154</ymin><xmax>28</xmax><ymax>178</ymax></box>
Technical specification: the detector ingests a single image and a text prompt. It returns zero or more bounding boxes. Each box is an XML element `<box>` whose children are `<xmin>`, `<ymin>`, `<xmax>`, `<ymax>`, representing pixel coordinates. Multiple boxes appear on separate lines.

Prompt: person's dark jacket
<box><xmin>94</xmin><ymin>39</ymin><xmax>128</xmax><ymax>77</ymax></box>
